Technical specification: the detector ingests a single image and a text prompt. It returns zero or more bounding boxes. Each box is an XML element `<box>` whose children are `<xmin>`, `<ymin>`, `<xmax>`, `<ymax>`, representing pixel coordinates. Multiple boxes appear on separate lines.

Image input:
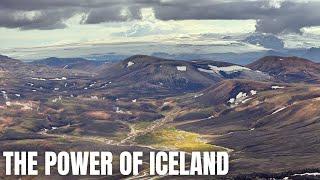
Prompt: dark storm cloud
<box><xmin>0</xmin><ymin>0</ymin><xmax>319</xmax><ymax>34</ymax></box>
<box><xmin>255</xmin><ymin>1</ymin><xmax>320</xmax><ymax>34</ymax></box>
<box><xmin>0</xmin><ymin>8</ymin><xmax>77</xmax><ymax>30</ymax></box>
<box><xmin>152</xmin><ymin>0</ymin><xmax>320</xmax><ymax>34</ymax></box>
<box><xmin>0</xmin><ymin>0</ymin><xmax>146</xmax><ymax>30</ymax></box>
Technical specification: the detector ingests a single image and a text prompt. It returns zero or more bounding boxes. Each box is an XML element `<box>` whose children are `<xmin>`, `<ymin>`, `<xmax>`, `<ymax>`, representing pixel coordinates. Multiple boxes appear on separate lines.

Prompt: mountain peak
<box><xmin>247</xmin><ymin>56</ymin><xmax>320</xmax><ymax>83</ymax></box>
<box><xmin>250</xmin><ymin>56</ymin><xmax>316</xmax><ymax>67</ymax></box>
<box><xmin>0</xmin><ymin>54</ymin><xmax>21</xmax><ymax>63</ymax></box>
<box><xmin>124</xmin><ymin>55</ymin><xmax>166</xmax><ymax>63</ymax></box>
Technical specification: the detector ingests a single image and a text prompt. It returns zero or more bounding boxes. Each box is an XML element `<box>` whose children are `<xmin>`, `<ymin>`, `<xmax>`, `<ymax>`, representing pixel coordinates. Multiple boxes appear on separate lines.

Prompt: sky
<box><xmin>0</xmin><ymin>0</ymin><xmax>320</xmax><ymax>60</ymax></box>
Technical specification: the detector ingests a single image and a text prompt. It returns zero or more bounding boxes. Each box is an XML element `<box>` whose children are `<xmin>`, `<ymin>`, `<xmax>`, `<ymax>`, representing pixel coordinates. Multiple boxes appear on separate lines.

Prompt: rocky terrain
<box><xmin>0</xmin><ymin>55</ymin><xmax>320</xmax><ymax>179</ymax></box>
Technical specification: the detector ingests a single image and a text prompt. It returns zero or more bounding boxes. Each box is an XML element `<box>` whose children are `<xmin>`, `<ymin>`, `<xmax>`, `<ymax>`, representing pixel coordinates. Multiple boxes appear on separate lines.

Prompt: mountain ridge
<box><xmin>247</xmin><ymin>56</ymin><xmax>320</xmax><ymax>83</ymax></box>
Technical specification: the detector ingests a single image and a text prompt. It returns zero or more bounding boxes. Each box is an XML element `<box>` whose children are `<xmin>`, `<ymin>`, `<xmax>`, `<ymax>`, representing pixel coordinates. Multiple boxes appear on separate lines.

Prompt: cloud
<box><xmin>0</xmin><ymin>9</ymin><xmax>76</xmax><ymax>30</ymax></box>
<box><xmin>266</xmin><ymin>0</ymin><xmax>285</xmax><ymax>8</ymax></box>
<box><xmin>113</xmin><ymin>8</ymin><xmax>178</xmax><ymax>37</ymax></box>
<box><xmin>0</xmin><ymin>0</ymin><xmax>319</xmax><ymax>34</ymax></box>
<box><xmin>152</xmin><ymin>0</ymin><xmax>320</xmax><ymax>34</ymax></box>
<box><xmin>255</xmin><ymin>1</ymin><xmax>320</xmax><ymax>34</ymax></box>
<box><xmin>0</xmin><ymin>0</ymin><xmax>144</xmax><ymax>30</ymax></box>
<box><xmin>243</xmin><ymin>33</ymin><xmax>285</xmax><ymax>49</ymax></box>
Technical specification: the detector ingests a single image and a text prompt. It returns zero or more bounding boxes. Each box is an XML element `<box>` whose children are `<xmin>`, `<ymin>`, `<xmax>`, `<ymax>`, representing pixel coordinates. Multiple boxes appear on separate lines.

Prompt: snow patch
<box><xmin>91</xmin><ymin>96</ymin><xmax>99</xmax><ymax>100</ymax></box>
<box><xmin>194</xmin><ymin>93</ymin><xmax>204</xmax><ymax>98</ymax></box>
<box><xmin>293</xmin><ymin>172</ymin><xmax>320</xmax><ymax>176</ymax></box>
<box><xmin>236</xmin><ymin>92</ymin><xmax>247</xmax><ymax>99</ymax></box>
<box><xmin>228</xmin><ymin>91</ymin><xmax>256</xmax><ymax>105</ymax></box>
<box><xmin>163</xmin><ymin>102</ymin><xmax>170</xmax><ymax>106</ymax></box>
<box><xmin>208</xmin><ymin>65</ymin><xmax>250</xmax><ymax>73</ymax></box>
<box><xmin>228</xmin><ymin>98</ymin><xmax>235</xmax><ymax>104</ymax></box>
<box><xmin>51</xmin><ymin>77</ymin><xmax>67</xmax><ymax>81</ymax></box>
<box><xmin>127</xmin><ymin>61</ymin><xmax>135</xmax><ymax>67</ymax></box>
<box><xmin>89</xmin><ymin>82</ymin><xmax>96</xmax><ymax>87</ymax></box>
<box><xmin>176</xmin><ymin>66</ymin><xmax>187</xmax><ymax>72</ymax></box>
<box><xmin>272</xmin><ymin>86</ymin><xmax>285</xmax><ymax>89</ymax></box>
<box><xmin>31</xmin><ymin>77</ymin><xmax>46</xmax><ymax>81</ymax></box>
<box><xmin>250</xmin><ymin>90</ymin><xmax>257</xmax><ymax>95</ymax></box>
<box><xmin>272</xmin><ymin>107</ymin><xmax>287</xmax><ymax>114</ymax></box>
<box><xmin>198</xmin><ymin>68</ymin><xmax>214</xmax><ymax>74</ymax></box>
<box><xmin>242</xmin><ymin>98</ymin><xmax>252</xmax><ymax>104</ymax></box>
<box><xmin>198</xmin><ymin>65</ymin><xmax>250</xmax><ymax>75</ymax></box>
<box><xmin>52</xmin><ymin>96</ymin><xmax>62</xmax><ymax>103</ymax></box>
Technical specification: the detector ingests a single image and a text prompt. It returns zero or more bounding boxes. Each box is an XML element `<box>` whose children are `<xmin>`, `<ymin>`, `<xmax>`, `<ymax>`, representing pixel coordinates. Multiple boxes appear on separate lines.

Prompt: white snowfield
<box><xmin>194</xmin><ymin>93</ymin><xmax>204</xmax><ymax>98</ymax></box>
<box><xmin>228</xmin><ymin>98</ymin><xmax>235</xmax><ymax>104</ymax></box>
<box><xmin>31</xmin><ymin>77</ymin><xmax>46</xmax><ymax>81</ymax></box>
<box><xmin>208</xmin><ymin>65</ymin><xmax>250</xmax><ymax>73</ymax></box>
<box><xmin>236</xmin><ymin>92</ymin><xmax>247</xmax><ymax>99</ymax></box>
<box><xmin>198</xmin><ymin>65</ymin><xmax>250</xmax><ymax>74</ymax></box>
<box><xmin>250</xmin><ymin>90</ymin><xmax>257</xmax><ymax>95</ymax></box>
<box><xmin>272</xmin><ymin>86</ymin><xmax>285</xmax><ymax>89</ymax></box>
<box><xmin>198</xmin><ymin>68</ymin><xmax>214</xmax><ymax>74</ymax></box>
<box><xmin>228</xmin><ymin>92</ymin><xmax>248</xmax><ymax>105</ymax></box>
<box><xmin>127</xmin><ymin>61</ymin><xmax>135</xmax><ymax>67</ymax></box>
<box><xmin>272</xmin><ymin>106</ymin><xmax>287</xmax><ymax>114</ymax></box>
<box><xmin>51</xmin><ymin>77</ymin><xmax>67</xmax><ymax>81</ymax></box>
<box><xmin>228</xmin><ymin>90</ymin><xmax>257</xmax><ymax>106</ymax></box>
<box><xmin>293</xmin><ymin>172</ymin><xmax>320</xmax><ymax>176</ymax></box>
<box><xmin>176</xmin><ymin>66</ymin><xmax>187</xmax><ymax>71</ymax></box>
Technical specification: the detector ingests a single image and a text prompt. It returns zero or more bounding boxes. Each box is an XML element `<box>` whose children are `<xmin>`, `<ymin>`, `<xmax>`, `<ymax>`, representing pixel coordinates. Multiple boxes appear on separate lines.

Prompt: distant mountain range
<box><xmin>67</xmin><ymin>33</ymin><xmax>320</xmax><ymax>65</ymax></box>
<box><xmin>30</xmin><ymin>57</ymin><xmax>108</xmax><ymax>72</ymax></box>
<box><xmin>78</xmin><ymin>47</ymin><xmax>320</xmax><ymax>66</ymax></box>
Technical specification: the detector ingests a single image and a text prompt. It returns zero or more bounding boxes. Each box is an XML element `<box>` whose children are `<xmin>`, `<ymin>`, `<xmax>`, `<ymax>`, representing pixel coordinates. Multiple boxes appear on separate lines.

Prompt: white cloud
<box><xmin>267</xmin><ymin>0</ymin><xmax>285</xmax><ymax>8</ymax></box>
<box><xmin>14</xmin><ymin>10</ymin><xmax>42</xmax><ymax>21</ymax></box>
<box><xmin>114</xmin><ymin>8</ymin><xmax>178</xmax><ymax>37</ymax></box>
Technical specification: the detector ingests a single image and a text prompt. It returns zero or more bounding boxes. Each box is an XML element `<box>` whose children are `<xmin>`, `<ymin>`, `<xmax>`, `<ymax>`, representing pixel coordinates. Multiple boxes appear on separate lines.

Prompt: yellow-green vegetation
<box><xmin>135</xmin><ymin>127</ymin><xmax>226</xmax><ymax>152</ymax></box>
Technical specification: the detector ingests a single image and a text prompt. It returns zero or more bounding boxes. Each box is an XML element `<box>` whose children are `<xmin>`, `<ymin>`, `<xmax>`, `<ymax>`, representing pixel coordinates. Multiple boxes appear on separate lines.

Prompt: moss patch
<box><xmin>134</xmin><ymin>127</ymin><xmax>225</xmax><ymax>152</ymax></box>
